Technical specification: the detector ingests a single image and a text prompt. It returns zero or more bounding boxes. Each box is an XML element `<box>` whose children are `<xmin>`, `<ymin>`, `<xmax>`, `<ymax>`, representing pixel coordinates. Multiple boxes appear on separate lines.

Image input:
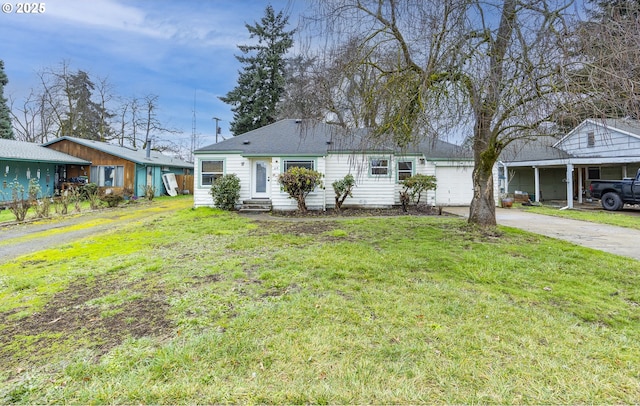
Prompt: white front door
<box><xmin>252</xmin><ymin>160</ymin><xmax>271</xmax><ymax>198</ymax></box>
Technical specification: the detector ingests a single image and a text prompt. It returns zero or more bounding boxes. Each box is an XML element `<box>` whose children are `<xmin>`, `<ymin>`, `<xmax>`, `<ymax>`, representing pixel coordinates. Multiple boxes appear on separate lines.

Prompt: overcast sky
<box><xmin>1</xmin><ymin>0</ymin><xmax>305</xmax><ymax>150</ymax></box>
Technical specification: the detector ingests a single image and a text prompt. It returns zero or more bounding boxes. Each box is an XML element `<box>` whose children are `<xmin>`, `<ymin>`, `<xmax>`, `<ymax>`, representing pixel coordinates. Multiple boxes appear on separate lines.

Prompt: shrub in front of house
<box><xmin>3</xmin><ymin>180</ymin><xmax>32</xmax><ymax>221</ymax></box>
<box><xmin>332</xmin><ymin>173</ymin><xmax>355</xmax><ymax>212</ymax></box>
<box><xmin>140</xmin><ymin>184</ymin><xmax>156</xmax><ymax>201</ymax></box>
<box><xmin>100</xmin><ymin>190</ymin><xmax>124</xmax><ymax>208</ymax></box>
<box><xmin>210</xmin><ymin>174</ymin><xmax>241</xmax><ymax>211</ymax></box>
<box><xmin>400</xmin><ymin>174</ymin><xmax>437</xmax><ymax>211</ymax></box>
<box><xmin>81</xmin><ymin>183</ymin><xmax>102</xmax><ymax>210</ymax></box>
<box><xmin>278</xmin><ymin>167</ymin><xmax>323</xmax><ymax>212</ymax></box>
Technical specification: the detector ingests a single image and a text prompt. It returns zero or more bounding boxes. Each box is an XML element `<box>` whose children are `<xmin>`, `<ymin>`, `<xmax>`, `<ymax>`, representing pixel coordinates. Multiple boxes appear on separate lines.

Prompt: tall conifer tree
<box><xmin>0</xmin><ymin>60</ymin><xmax>15</xmax><ymax>139</ymax></box>
<box><xmin>220</xmin><ymin>6</ymin><xmax>295</xmax><ymax>136</ymax></box>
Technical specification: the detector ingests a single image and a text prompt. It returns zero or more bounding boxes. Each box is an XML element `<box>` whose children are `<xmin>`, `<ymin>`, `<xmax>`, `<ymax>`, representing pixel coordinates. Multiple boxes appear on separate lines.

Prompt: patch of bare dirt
<box><xmin>251</xmin><ymin>220</ymin><xmax>341</xmax><ymax>236</ymax></box>
<box><xmin>0</xmin><ymin>272</ymin><xmax>174</xmax><ymax>368</ymax></box>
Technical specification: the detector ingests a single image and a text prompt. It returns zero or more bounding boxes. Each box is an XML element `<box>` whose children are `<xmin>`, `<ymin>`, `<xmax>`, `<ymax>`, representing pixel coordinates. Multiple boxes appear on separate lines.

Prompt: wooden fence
<box><xmin>175</xmin><ymin>175</ymin><xmax>194</xmax><ymax>195</ymax></box>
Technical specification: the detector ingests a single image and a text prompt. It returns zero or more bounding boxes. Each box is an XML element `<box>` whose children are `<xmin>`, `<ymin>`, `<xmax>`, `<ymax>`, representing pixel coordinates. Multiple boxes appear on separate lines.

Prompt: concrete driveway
<box><xmin>445</xmin><ymin>206</ymin><xmax>640</xmax><ymax>261</ymax></box>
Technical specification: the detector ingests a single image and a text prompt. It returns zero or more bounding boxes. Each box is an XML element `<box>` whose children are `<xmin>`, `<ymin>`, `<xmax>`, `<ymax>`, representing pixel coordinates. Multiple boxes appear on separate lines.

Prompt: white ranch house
<box><xmin>500</xmin><ymin>118</ymin><xmax>640</xmax><ymax>208</ymax></box>
<box><xmin>193</xmin><ymin>119</ymin><xmax>485</xmax><ymax>211</ymax></box>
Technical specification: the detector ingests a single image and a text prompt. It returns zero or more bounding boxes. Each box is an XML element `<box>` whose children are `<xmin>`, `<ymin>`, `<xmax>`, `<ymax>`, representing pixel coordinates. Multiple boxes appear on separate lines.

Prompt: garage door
<box><xmin>435</xmin><ymin>165</ymin><xmax>474</xmax><ymax>206</ymax></box>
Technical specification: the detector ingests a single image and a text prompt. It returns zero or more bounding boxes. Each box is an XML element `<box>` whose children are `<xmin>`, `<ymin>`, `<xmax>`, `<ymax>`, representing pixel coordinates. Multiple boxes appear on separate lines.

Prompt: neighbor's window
<box><xmin>201</xmin><ymin>160</ymin><xmax>224</xmax><ymax>186</ymax></box>
<box><xmin>397</xmin><ymin>160</ymin><xmax>413</xmax><ymax>181</ymax></box>
<box><xmin>90</xmin><ymin>165</ymin><xmax>124</xmax><ymax>187</ymax></box>
<box><xmin>588</xmin><ymin>167</ymin><xmax>601</xmax><ymax>180</ymax></box>
<box><xmin>370</xmin><ymin>158</ymin><xmax>389</xmax><ymax>176</ymax></box>
<box><xmin>587</xmin><ymin>132</ymin><xmax>595</xmax><ymax>148</ymax></box>
<box><xmin>283</xmin><ymin>159</ymin><xmax>314</xmax><ymax>172</ymax></box>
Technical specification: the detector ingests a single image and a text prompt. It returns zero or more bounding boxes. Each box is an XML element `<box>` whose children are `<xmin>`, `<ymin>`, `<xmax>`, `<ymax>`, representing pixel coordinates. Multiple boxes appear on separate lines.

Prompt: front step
<box><xmin>239</xmin><ymin>199</ymin><xmax>272</xmax><ymax>213</ymax></box>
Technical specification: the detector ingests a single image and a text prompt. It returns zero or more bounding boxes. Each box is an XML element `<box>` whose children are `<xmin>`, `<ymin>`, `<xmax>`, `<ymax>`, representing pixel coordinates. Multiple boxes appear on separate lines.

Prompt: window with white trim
<box><xmin>90</xmin><ymin>165</ymin><xmax>124</xmax><ymax>187</ymax></box>
<box><xmin>283</xmin><ymin>159</ymin><xmax>314</xmax><ymax>172</ymax></box>
<box><xmin>201</xmin><ymin>160</ymin><xmax>224</xmax><ymax>186</ymax></box>
<box><xmin>397</xmin><ymin>160</ymin><xmax>413</xmax><ymax>181</ymax></box>
<box><xmin>587</xmin><ymin>132</ymin><xmax>595</xmax><ymax>148</ymax></box>
<box><xmin>370</xmin><ymin>158</ymin><xmax>389</xmax><ymax>176</ymax></box>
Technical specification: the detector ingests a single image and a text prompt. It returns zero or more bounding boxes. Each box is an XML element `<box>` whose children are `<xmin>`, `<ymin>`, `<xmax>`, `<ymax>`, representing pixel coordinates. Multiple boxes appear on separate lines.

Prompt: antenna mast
<box><xmin>191</xmin><ymin>90</ymin><xmax>197</xmax><ymax>161</ymax></box>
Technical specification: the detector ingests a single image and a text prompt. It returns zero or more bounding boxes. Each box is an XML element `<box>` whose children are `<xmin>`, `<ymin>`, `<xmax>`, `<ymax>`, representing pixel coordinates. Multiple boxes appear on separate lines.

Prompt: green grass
<box><xmin>523</xmin><ymin>203</ymin><xmax>640</xmax><ymax>230</ymax></box>
<box><xmin>1</xmin><ymin>207</ymin><xmax>639</xmax><ymax>403</ymax></box>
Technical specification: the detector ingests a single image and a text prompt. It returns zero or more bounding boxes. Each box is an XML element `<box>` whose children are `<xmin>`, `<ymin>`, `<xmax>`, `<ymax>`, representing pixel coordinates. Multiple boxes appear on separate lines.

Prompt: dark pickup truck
<box><xmin>589</xmin><ymin>169</ymin><xmax>640</xmax><ymax>211</ymax></box>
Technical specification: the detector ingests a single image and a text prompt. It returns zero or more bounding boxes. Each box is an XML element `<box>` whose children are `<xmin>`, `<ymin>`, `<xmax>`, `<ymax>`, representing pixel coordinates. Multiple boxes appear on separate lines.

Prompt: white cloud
<box><xmin>45</xmin><ymin>0</ymin><xmax>176</xmax><ymax>38</ymax></box>
<box><xmin>43</xmin><ymin>0</ymin><xmax>262</xmax><ymax>49</ymax></box>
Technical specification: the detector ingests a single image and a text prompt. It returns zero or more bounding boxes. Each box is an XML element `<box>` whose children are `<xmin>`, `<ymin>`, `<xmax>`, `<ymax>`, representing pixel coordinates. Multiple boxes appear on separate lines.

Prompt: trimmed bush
<box><xmin>278</xmin><ymin>167</ymin><xmax>323</xmax><ymax>212</ymax></box>
<box><xmin>332</xmin><ymin>174</ymin><xmax>355</xmax><ymax>212</ymax></box>
<box><xmin>100</xmin><ymin>190</ymin><xmax>124</xmax><ymax>208</ymax></box>
<box><xmin>210</xmin><ymin>174</ymin><xmax>241</xmax><ymax>210</ymax></box>
<box><xmin>399</xmin><ymin>174</ymin><xmax>437</xmax><ymax>212</ymax></box>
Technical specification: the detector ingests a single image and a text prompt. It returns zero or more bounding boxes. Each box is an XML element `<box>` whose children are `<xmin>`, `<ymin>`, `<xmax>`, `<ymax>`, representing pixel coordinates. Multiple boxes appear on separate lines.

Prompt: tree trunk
<box><xmin>469</xmin><ymin>162</ymin><xmax>496</xmax><ymax>227</ymax></box>
<box><xmin>467</xmin><ymin>0</ymin><xmax>515</xmax><ymax>227</ymax></box>
<box><xmin>296</xmin><ymin>195</ymin><xmax>307</xmax><ymax>212</ymax></box>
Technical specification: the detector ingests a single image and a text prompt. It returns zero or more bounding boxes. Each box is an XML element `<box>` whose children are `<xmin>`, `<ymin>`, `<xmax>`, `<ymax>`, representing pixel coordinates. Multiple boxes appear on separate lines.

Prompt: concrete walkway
<box><xmin>445</xmin><ymin>206</ymin><xmax>640</xmax><ymax>261</ymax></box>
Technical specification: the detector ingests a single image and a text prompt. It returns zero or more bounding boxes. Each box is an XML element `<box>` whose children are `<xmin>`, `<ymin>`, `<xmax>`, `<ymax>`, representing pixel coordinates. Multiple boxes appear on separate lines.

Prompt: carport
<box><xmin>499</xmin><ymin>119</ymin><xmax>640</xmax><ymax>209</ymax></box>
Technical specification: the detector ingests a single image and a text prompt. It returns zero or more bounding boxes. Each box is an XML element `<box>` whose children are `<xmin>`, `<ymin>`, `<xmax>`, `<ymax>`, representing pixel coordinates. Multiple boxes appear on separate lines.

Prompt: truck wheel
<box><xmin>601</xmin><ymin>192</ymin><xmax>623</xmax><ymax>211</ymax></box>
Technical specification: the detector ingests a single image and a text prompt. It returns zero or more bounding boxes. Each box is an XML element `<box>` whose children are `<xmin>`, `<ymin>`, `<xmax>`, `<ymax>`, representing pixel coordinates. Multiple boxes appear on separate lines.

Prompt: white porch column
<box><xmin>566</xmin><ymin>163</ymin><xmax>574</xmax><ymax>209</ymax></box>
<box><xmin>577</xmin><ymin>167</ymin><xmax>583</xmax><ymax>204</ymax></box>
<box><xmin>504</xmin><ymin>164</ymin><xmax>509</xmax><ymax>194</ymax></box>
<box><xmin>534</xmin><ymin>167</ymin><xmax>540</xmax><ymax>202</ymax></box>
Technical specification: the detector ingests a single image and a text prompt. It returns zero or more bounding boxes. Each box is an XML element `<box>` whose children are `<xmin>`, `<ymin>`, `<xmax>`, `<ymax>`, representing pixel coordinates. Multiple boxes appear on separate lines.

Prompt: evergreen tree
<box><xmin>59</xmin><ymin>70</ymin><xmax>113</xmax><ymax>140</ymax></box>
<box><xmin>220</xmin><ymin>5</ymin><xmax>295</xmax><ymax>135</ymax></box>
<box><xmin>0</xmin><ymin>60</ymin><xmax>15</xmax><ymax>139</ymax></box>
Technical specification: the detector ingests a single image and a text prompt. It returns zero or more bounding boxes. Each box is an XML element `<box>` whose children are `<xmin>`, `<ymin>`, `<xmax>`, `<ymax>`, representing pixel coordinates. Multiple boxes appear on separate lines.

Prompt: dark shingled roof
<box><xmin>195</xmin><ymin>119</ymin><xmax>471</xmax><ymax>159</ymax></box>
<box><xmin>500</xmin><ymin>136</ymin><xmax>572</xmax><ymax>163</ymax></box>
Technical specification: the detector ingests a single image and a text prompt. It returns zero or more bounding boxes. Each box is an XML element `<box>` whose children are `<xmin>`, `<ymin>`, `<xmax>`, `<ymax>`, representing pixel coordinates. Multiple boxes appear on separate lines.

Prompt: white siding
<box><xmin>195</xmin><ymin>152</ymin><xmax>500</xmax><ymax>209</ymax></box>
<box><xmin>393</xmin><ymin>157</ymin><xmax>438</xmax><ymax>205</ymax></box>
<box><xmin>557</xmin><ymin>122</ymin><xmax>640</xmax><ymax>157</ymax></box>
<box><xmin>194</xmin><ymin>154</ymin><xmax>250</xmax><ymax>207</ymax></box>
<box><xmin>271</xmin><ymin>157</ymin><xmax>327</xmax><ymax>211</ymax></box>
<box><xmin>325</xmin><ymin>153</ymin><xmax>396</xmax><ymax>208</ymax></box>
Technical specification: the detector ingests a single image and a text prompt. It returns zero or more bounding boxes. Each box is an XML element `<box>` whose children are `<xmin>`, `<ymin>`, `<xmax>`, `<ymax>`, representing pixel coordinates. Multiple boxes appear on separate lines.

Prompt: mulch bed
<box><xmin>271</xmin><ymin>205</ymin><xmax>450</xmax><ymax>218</ymax></box>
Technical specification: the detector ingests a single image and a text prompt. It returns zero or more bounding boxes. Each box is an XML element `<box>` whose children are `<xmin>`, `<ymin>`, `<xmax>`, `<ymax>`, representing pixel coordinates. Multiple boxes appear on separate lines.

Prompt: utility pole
<box><xmin>213</xmin><ymin>117</ymin><xmax>221</xmax><ymax>143</ymax></box>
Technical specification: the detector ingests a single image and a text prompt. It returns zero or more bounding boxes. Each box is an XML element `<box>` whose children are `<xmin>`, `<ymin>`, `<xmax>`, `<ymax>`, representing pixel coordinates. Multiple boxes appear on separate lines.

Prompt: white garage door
<box><xmin>435</xmin><ymin>165</ymin><xmax>474</xmax><ymax>206</ymax></box>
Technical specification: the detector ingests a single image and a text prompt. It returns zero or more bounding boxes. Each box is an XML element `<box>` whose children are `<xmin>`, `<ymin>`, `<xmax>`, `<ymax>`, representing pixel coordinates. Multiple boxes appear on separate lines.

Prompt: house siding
<box><xmin>271</xmin><ymin>156</ymin><xmax>326</xmax><ymax>210</ymax></box>
<box><xmin>194</xmin><ymin>152</ymin><xmax>485</xmax><ymax>209</ymax></box>
<box><xmin>0</xmin><ymin>161</ymin><xmax>58</xmax><ymax>202</ymax></box>
<box><xmin>324</xmin><ymin>153</ymin><xmax>397</xmax><ymax>209</ymax></box>
<box><xmin>557</xmin><ymin>121</ymin><xmax>640</xmax><ymax>157</ymax></box>
<box><xmin>194</xmin><ymin>154</ymin><xmax>249</xmax><ymax>207</ymax></box>
<box><xmin>46</xmin><ymin>140</ymin><xmax>136</xmax><ymax>193</ymax></box>
<box><xmin>507</xmin><ymin>167</ymin><xmax>567</xmax><ymax>200</ymax></box>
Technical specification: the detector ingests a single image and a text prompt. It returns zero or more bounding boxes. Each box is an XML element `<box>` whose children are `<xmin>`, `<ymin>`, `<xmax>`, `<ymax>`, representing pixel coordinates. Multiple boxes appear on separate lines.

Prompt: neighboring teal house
<box><xmin>42</xmin><ymin>137</ymin><xmax>193</xmax><ymax>197</ymax></box>
<box><xmin>0</xmin><ymin>138</ymin><xmax>90</xmax><ymax>203</ymax></box>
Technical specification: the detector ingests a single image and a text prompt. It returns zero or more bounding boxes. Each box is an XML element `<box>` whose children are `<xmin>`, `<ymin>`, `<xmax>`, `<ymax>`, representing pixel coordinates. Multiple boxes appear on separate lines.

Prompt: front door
<box><xmin>252</xmin><ymin>160</ymin><xmax>271</xmax><ymax>198</ymax></box>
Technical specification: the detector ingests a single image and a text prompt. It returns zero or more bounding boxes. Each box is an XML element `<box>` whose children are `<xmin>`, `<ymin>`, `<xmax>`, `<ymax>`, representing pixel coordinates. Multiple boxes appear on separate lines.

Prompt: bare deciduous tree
<box><xmin>558</xmin><ymin>0</ymin><xmax>640</xmax><ymax>127</ymax></box>
<box><xmin>307</xmin><ymin>0</ymin><xmax>579</xmax><ymax>226</ymax></box>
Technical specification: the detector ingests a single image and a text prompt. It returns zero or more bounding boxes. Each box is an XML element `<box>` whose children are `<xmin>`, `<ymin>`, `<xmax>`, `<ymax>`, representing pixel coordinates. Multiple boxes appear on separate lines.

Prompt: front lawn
<box><xmin>1</xmin><ymin>208</ymin><xmax>639</xmax><ymax>403</ymax></box>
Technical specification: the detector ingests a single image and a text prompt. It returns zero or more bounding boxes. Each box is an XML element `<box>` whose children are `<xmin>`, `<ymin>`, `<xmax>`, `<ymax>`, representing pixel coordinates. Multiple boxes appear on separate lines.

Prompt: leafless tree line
<box><xmin>9</xmin><ymin>60</ymin><xmax>183</xmax><ymax>155</ymax></box>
